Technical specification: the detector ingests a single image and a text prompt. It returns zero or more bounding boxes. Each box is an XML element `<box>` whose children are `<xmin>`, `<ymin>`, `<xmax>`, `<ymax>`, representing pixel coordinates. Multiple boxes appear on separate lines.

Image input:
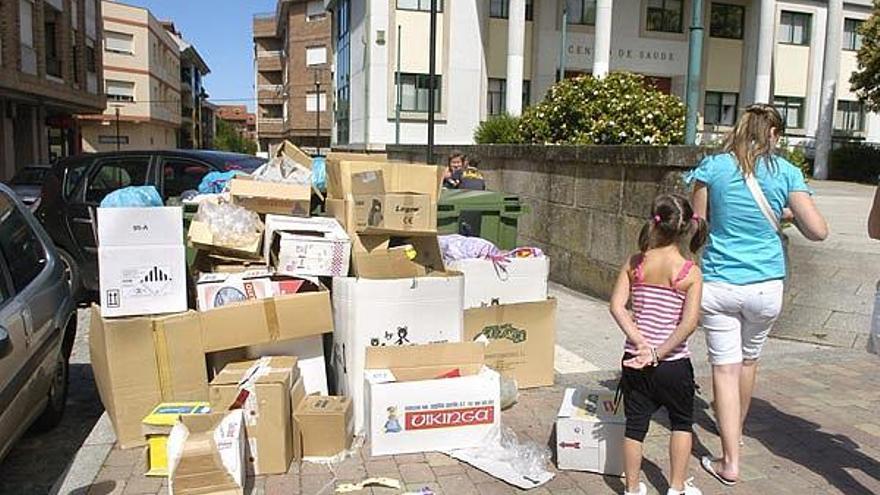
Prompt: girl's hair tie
<box><xmin>692</xmin><ymin>213</ymin><xmax>700</xmax><ymax>222</ymax></box>
<box><xmin>653</xmin><ymin>214</ymin><xmax>661</xmax><ymax>224</ymax></box>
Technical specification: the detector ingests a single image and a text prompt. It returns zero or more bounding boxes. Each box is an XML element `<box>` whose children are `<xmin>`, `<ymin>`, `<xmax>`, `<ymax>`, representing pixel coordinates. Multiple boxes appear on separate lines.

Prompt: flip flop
<box><xmin>701</xmin><ymin>456</ymin><xmax>738</xmax><ymax>486</ymax></box>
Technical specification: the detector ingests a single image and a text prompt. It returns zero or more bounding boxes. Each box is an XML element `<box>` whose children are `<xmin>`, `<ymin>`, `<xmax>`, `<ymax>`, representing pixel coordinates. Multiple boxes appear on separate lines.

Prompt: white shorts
<box><xmin>701</xmin><ymin>280</ymin><xmax>785</xmax><ymax>365</ymax></box>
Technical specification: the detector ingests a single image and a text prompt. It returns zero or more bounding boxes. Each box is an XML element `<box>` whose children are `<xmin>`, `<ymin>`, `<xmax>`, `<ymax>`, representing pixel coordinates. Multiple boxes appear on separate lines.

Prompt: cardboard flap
<box><xmin>230</xmin><ymin>177</ymin><xmax>310</xmax><ymax>201</ymax></box>
<box><xmin>558</xmin><ymin>388</ymin><xmax>625</xmax><ymax>421</ymax></box>
<box><xmin>276</xmin><ymin>140</ymin><xmax>313</xmax><ymax>169</ymax></box>
<box><xmin>365</xmin><ymin>342</ymin><xmax>484</xmax><ymax>372</ymax></box>
<box><xmin>353</xmin><ymin>235</ymin><xmax>446</xmax><ymax>280</ymax></box>
<box><xmin>388</xmin><ymin>363</ymin><xmax>484</xmax><ymax>382</ymax></box>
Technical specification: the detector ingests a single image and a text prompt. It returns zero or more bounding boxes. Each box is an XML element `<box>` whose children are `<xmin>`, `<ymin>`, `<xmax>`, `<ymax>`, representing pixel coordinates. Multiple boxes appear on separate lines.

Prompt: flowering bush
<box><xmin>518</xmin><ymin>72</ymin><xmax>686</xmax><ymax>145</ymax></box>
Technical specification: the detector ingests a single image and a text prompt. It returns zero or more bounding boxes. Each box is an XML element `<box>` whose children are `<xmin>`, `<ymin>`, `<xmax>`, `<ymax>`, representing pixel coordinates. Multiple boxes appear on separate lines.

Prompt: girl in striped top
<box><xmin>609</xmin><ymin>194</ymin><xmax>708</xmax><ymax>495</ymax></box>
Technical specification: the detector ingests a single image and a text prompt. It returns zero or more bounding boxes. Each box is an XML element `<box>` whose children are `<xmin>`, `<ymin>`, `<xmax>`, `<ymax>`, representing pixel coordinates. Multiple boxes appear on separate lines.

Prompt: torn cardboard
<box><xmin>294</xmin><ymin>396</ymin><xmax>354</xmax><ymax>458</ymax></box>
<box><xmin>188</xmin><ymin>219</ymin><xmax>263</xmax><ymax>259</ymax></box>
<box><xmin>230</xmin><ymin>177</ymin><xmax>310</xmax><ymax>217</ymax></box>
<box><xmin>168</xmin><ymin>410</ymin><xmax>246</xmax><ymax>495</ymax></box>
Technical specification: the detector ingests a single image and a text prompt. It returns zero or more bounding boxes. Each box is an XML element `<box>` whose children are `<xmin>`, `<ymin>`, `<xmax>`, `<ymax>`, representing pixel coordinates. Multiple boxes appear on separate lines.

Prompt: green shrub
<box><xmin>474</xmin><ymin>114</ymin><xmax>523</xmax><ymax>144</ymax></box>
<box><xmin>777</xmin><ymin>140</ymin><xmax>812</xmax><ymax>179</ymax></box>
<box><xmin>518</xmin><ymin>72</ymin><xmax>686</xmax><ymax>145</ymax></box>
<box><xmin>830</xmin><ymin>144</ymin><xmax>880</xmax><ymax>183</ymax></box>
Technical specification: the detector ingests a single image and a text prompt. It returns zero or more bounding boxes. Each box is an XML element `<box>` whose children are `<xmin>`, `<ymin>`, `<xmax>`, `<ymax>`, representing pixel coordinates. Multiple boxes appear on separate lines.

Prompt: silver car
<box><xmin>0</xmin><ymin>183</ymin><xmax>76</xmax><ymax>461</ymax></box>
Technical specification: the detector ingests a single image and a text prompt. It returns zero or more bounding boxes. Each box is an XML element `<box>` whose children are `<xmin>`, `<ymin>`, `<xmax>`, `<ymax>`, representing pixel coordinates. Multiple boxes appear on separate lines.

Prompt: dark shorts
<box><xmin>621</xmin><ymin>355</ymin><xmax>695</xmax><ymax>442</ymax></box>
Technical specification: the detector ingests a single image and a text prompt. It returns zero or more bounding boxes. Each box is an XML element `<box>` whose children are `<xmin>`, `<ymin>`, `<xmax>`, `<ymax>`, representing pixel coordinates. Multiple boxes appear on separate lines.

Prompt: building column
<box><xmin>593</xmin><ymin>0</ymin><xmax>612</xmax><ymax>77</ymax></box>
<box><xmin>813</xmin><ymin>0</ymin><xmax>843</xmax><ymax>180</ymax></box>
<box><xmin>754</xmin><ymin>0</ymin><xmax>775</xmax><ymax>103</ymax></box>
<box><xmin>506</xmin><ymin>0</ymin><xmax>526</xmax><ymax>116</ymax></box>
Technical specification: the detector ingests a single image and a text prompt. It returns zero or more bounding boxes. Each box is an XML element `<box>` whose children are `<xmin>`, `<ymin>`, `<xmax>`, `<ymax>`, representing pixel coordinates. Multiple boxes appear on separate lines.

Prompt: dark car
<box><xmin>0</xmin><ymin>183</ymin><xmax>77</xmax><ymax>461</ymax></box>
<box><xmin>35</xmin><ymin>150</ymin><xmax>267</xmax><ymax>298</ymax></box>
<box><xmin>6</xmin><ymin>164</ymin><xmax>53</xmax><ymax>211</ymax></box>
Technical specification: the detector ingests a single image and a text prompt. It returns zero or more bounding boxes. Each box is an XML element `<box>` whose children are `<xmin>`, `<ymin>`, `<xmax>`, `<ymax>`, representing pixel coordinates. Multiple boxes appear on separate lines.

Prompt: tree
<box><xmin>214</xmin><ymin>119</ymin><xmax>257</xmax><ymax>154</ymax></box>
<box><xmin>851</xmin><ymin>3</ymin><xmax>880</xmax><ymax>111</ymax></box>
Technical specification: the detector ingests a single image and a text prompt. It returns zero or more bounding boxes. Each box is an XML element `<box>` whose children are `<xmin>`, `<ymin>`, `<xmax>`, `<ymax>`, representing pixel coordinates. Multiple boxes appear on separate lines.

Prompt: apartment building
<box><xmin>326</xmin><ymin>0</ymin><xmax>879</xmax><ymax>149</ymax></box>
<box><xmin>0</xmin><ymin>0</ymin><xmax>105</xmax><ymax>180</ymax></box>
<box><xmin>216</xmin><ymin>104</ymin><xmax>257</xmax><ymax>141</ymax></box>
<box><xmin>79</xmin><ymin>0</ymin><xmax>181</xmax><ymax>152</ymax></box>
<box><xmin>254</xmin><ymin>0</ymin><xmax>332</xmax><ymax>154</ymax></box>
<box><xmin>163</xmin><ymin>22</ymin><xmax>211</xmax><ymax>149</ymax></box>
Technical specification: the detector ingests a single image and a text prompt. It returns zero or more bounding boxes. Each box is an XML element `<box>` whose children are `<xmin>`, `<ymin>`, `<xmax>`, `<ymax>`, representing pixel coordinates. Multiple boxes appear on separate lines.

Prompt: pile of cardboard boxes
<box><xmin>88</xmin><ymin>143</ymin><xmax>565</xmax><ymax>493</ymax></box>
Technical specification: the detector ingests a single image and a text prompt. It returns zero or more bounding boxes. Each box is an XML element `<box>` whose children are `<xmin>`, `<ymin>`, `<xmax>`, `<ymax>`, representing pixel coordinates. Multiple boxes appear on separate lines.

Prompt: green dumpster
<box><xmin>437</xmin><ymin>189</ymin><xmax>528</xmax><ymax>250</ymax></box>
<box><xmin>182</xmin><ymin>203</ymin><xmax>199</xmax><ymax>267</ymax></box>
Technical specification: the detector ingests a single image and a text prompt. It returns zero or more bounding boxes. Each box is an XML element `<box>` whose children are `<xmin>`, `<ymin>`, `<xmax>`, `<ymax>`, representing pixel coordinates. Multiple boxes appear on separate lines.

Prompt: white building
<box><xmin>325</xmin><ymin>0</ymin><xmax>877</xmax><ymax>150</ymax></box>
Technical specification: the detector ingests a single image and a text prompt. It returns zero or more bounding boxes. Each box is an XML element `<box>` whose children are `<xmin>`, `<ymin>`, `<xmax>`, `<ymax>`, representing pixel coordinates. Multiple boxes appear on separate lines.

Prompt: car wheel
<box><xmin>57</xmin><ymin>248</ymin><xmax>82</xmax><ymax>301</ymax></box>
<box><xmin>32</xmin><ymin>352</ymin><xmax>69</xmax><ymax>432</ymax></box>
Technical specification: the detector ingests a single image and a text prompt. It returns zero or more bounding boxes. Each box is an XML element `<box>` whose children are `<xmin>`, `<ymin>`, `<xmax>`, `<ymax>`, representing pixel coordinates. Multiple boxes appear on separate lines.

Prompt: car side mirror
<box><xmin>0</xmin><ymin>327</ymin><xmax>10</xmax><ymax>356</ymax></box>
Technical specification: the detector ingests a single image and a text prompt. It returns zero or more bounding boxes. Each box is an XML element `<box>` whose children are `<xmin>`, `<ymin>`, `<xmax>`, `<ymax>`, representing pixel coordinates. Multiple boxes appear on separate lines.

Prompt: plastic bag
<box><xmin>447</xmin><ymin>425</ymin><xmax>554</xmax><ymax>489</ymax></box>
<box><xmin>252</xmin><ymin>155</ymin><xmax>311</xmax><ymax>186</ymax></box>
<box><xmin>198</xmin><ymin>170</ymin><xmax>245</xmax><ymax>194</ymax></box>
<box><xmin>438</xmin><ymin>234</ymin><xmax>501</xmax><ymax>264</ymax></box>
<box><xmin>99</xmin><ymin>186</ymin><xmax>163</xmax><ymax>208</ymax></box>
<box><xmin>312</xmin><ymin>155</ymin><xmax>327</xmax><ymax>192</ymax></box>
<box><xmin>195</xmin><ymin>201</ymin><xmax>263</xmax><ymax>248</ymax></box>
<box><xmin>499</xmin><ymin>376</ymin><xmax>519</xmax><ymax>410</ymax></box>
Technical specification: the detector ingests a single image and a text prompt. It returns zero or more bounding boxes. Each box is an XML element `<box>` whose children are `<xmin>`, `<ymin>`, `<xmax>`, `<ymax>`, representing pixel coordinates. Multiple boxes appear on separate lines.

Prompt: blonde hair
<box><xmin>723</xmin><ymin>103</ymin><xmax>784</xmax><ymax>176</ymax></box>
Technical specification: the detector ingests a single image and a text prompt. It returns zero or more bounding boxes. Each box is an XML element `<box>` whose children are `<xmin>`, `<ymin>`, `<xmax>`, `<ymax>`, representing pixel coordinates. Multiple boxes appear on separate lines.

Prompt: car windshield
<box><xmin>11</xmin><ymin>167</ymin><xmax>49</xmax><ymax>185</ymax></box>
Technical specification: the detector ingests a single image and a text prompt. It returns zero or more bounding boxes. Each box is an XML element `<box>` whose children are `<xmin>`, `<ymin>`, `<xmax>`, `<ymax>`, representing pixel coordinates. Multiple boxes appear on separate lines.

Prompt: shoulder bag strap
<box><xmin>744</xmin><ymin>173</ymin><xmax>782</xmax><ymax>235</ymax></box>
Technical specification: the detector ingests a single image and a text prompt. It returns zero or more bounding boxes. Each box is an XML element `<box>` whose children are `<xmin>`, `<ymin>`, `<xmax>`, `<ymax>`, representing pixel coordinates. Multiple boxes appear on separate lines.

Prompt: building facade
<box><xmin>79</xmin><ymin>0</ymin><xmax>181</xmax><ymax>153</ymax></box>
<box><xmin>216</xmin><ymin>104</ymin><xmax>257</xmax><ymax>141</ymax></box>
<box><xmin>326</xmin><ymin>0</ymin><xmax>878</xmax><ymax>150</ymax></box>
<box><xmin>0</xmin><ymin>0</ymin><xmax>105</xmax><ymax>180</ymax></box>
<box><xmin>254</xmin><ymin>0</ymin><xmax>332</xmax><ymax>155</ymax></box>
<box><xmin>164</xmin><ymin>22</ymin><xmax>210</xmax><ymax>149</ymax></box>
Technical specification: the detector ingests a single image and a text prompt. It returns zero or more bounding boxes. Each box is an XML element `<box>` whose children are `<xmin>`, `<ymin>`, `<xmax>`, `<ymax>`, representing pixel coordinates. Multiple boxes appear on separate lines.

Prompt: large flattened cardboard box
<box><xmin>364</xmin><ymin>343</ymin><xmax>501</xmax><ymax>457</ymax></box>
<box><xmin>230</xmin><ymin>177</ymin><xmax>310</xmax><ymax>217</ymax></box>
<box><xmin>265</xmin><ymin>215</ymin><xmax>351</xmax><ymax>277</ymax></box>
<box><xmin>447</xmin><ymin>257</ymin><xmax>550</xmax><ymax>309</ymax></box>
<box><xmin>556</xmin><ymin>388</ymin><xmax>625</xmax><ymax>476</ymax></box>
<box><xmin>168</xmin><ymin>410</ymin><xmax>246</xmax><ymax>495</ymax></box>
<box><xmin>90</xmin><ymin>287</ymin><xmax>333</xmax><ymax>449</ymax></box>
<box><xmin>332</xmin><ymin>273</ymin><xmax>464</xmax><ymax>432</ymax></box>
<box><xmin>350</xmin><ymin>170</ymin><xmax>436</xmax><ymax>235</ymax></box>
<box><xmin>209</xmin><ymin>357</ymin><xmax>298</xmax><ymax>475</ymax></box>
<box><xmin>325</xmin><ymin>160</ymin><xmax>443</xmax><ymax>203</ymax></box>
<box><xmin>98</xmin><ymin>207</ymin><xmax>187</xmax><ymax>318</ymax></box>
<box><xmin>294</xmin><ymin>396</ymin><xmax>354</xmax><ymax>457</ymax></box>
<box><xmin>463</xmin><ymin>298</ymin><xmax>557</xmax><ymax>388</ymax></box>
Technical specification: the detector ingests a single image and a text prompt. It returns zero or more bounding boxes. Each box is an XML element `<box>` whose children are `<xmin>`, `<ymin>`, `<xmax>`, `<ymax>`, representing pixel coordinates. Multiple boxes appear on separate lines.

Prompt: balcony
<box><xmin>257</xmin><ymin>84</ymin><xmax>286</xmax><ymax>102</ymax></box>
<box><xmin>257</xmin><ymin>51</ymin><xmax>284</xmax><ymax>72</ymax></box>
<box><xmin>258</xmin><ymin>117</ymin><xmax>285</xmax><ymax>136</ymax></box>
<box><xmin>253</xmin><ymin>13</ymin><xmax>278</xmax><ymax>38</ymax></box>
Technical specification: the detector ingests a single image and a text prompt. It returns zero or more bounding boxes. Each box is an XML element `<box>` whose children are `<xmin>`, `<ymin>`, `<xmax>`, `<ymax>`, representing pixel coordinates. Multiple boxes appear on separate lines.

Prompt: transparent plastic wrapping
<box><xmin>499</xmin><ymin>376</ymin><xmax>519</xmax><ymax>410</ymax></box>
<box><xmin>447</xmin><ymin>424</ymin><xmax>554</xmax><ymax>489</ymax></box>
<box><xmin>195</xmin><ymin>201</ymin><xmax>263</xmax><ymax>248</ymax></box>
<box><xmin>252</xmin><ymin>155</ymin><xmax>311</xmax><ymax>186</ymax></box>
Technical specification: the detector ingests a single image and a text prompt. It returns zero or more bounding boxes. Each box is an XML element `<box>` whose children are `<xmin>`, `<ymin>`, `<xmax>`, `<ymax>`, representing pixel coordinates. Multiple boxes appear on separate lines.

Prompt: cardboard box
<box><xmin>447</xmin><ymin>257</ymin><xmax>550</xmax><ymax>309</ymax></box>
<box><xmin>265</xmin><ymin>215</ymin><xmax>351</xmax><ymax>277</ymax></box>
<box><xmin>556</xmin><ymin>388</ymin><xmax>625</xmax><ymax>476</ymax></box>
<box><xmin>294</xmin><ymin>396</ymin><xmax>354</xmax><ymax>458</ymax></box>
<box><xmin>210</xmin><ymin>357</ymin><xmax>298</xmax><ymax>475</ymax></box>
<box><xmin>188</xmin><ymin>220</ymin><xmax>262</xmax><ymax>259</ymax></box>
<box><xmin>142</xmin><ymin>402</ymin><xmax>212</xmax><ymax>477</ymax></box>
<box><xmin>192</xmin><ymin>251</ymin><xmax>266</xmax><ymax>274</ymax></box>
<box><xmin>353</xmin><ymin>233</ymin><xmax>446</xmax><ymax>280</ymax></box>
<box><xmin>463</xmin><ymin>299</ymin><xmax>557</xmax><ymax>388</ymax></box>
<box><xmin>97</xmin><ymin>207</ymin><xmax>187</xmax><ymax>318</ymax></box>
<box><xmin>168</xmin><ymin>410</ymin><xmax>246</xmax><ymax>495</ymax></box>
<box><xmin>290</xmin><ymin>377</ymin><xmax>306</xmax><ymax>460</ymax></box>
<box><xmin>89</xmin><ymin>287</ymin><xmax>333</xmax><ymax>448</ymax></box>
<box><xmin>195</xmin><ymin>270</ymin><xmax>308</xmax><ymax>311</ymax></box>
<box><xmin>332</xmin><ymin>274</ymin><xmax>464</xmax><ymax>432</ymax></box>
<box><xmin>230</xmin><ymin>177</ymin><xmax>310</xmax><ymax>217</ymax></box>
<box><xmin>326</xmin><ymin>160</ymin><xmax>443</xmax><ymax>202</ymax></box>
<box><xmin>246</xmin><ymin>336</ymin><xmax>329</xmax><ymax>395</ymax></box>
<box><xmin>275</xmin><ymin>140</ymin><xmax>313</xmax><ymax>169</ymax></box>
<box><xmin>364</xmin><ymin>343</ymin><xmax>501</xmax><ymax>457</ymax></box>
<box><xmin>350</xmin><ymin>170</ymin><xmax>436</xmax><ymax>235</ymax></box>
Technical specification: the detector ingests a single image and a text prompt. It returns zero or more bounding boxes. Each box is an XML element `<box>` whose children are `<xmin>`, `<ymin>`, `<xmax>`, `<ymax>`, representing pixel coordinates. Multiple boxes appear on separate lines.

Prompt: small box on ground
<box><xmin>555</xmin><ymin>388</ymin><xmax>625</xmax><ymax>476</ymax></box>
<box><xmin>142</xmin><ymin>402</ymin><xmax>211</xmax><ymax>477</ymax></box>
<box><xmin>294</xmin><ymin>396</ymin><xmax>354</xmax><ymax>458</ymax></box>
<box><xmin>168</xmin><ymin>410</ymin><xmax>246</xmax><ymax>495</ymax></box>
<box><xmin>265</xmin><ymin>215</ymin><xmax>351</xmax><ymax>277</ymax></box>
<box><xmin>188</xmin><ymin>219</ymin><xmax>262</xmax><ymax>259</ymax></box>
<box><xmin>351</xmin><ymin>170</ymin><xmax>436</xmax><ymax>235</ymax></box>
<box><xmin>98</xmin><ymin>207</ymin><xmax>187</xmax><ymax>318</ymax></box>
<box><xmin>209</xmin><ymin>357</ymin><xmax>299</xmax><ymax>475</ymax></box>
<box><xmin>364</xmin><ymin>342</ymin><xmax>501</xmax><ymax>457</ymax></box>
<box><xmin>230</xmin><ymin>177</ymin><xmax>310</xmax><ymax>217</ymax></box>
<box><xmin>447</xmin><ymin>257</ymin><xmax>550</xmax><ymax>309</ymax></box>
<box><xmin>463</xmin><ymin>298</ymin><xmax>557</xmax><ymax>388</ymax></box>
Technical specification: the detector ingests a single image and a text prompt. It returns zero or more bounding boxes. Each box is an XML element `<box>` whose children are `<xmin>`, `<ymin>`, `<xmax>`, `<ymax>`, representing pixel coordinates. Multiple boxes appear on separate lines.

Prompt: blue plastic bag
<box><xmin>311</xmin><ymin>155</ymin><xmax>327</xmax><ymax>193</ymax></box>
<box><xmin>100</xmin><ymin>186</ymin><xmax>163</xmax><ymax>208</ymax></box>
<box><xmin>198</xmin><ymin>170</ymin><xmax>244</xmax><ymax>194</ymax></box>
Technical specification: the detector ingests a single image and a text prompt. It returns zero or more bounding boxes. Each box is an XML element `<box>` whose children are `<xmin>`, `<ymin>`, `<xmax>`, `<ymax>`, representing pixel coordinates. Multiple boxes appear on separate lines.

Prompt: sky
<box><xmin>121</xmin><ymin>0</ymin><xmax>278</xmax><ymax>112</ymax></box>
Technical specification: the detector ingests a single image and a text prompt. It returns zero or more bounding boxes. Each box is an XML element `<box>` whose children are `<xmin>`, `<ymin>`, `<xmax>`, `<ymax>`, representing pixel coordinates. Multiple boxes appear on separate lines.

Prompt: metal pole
<box><xmin>684</xmin><ymin>0</ymin><xmax>704</xmax><ymax>145</ymax></box>
<box><xmin>427</xmin><ymin>0</ymin><xmax>437</xmax><ymax>164</ymax></box>
<box><xmin>115</xmin><ymin>107</ymin><xmax>120</xmax><ymax>151</ymax></box>
<box><xmin>814</xmin><ymin>0</ymin><xmax>843</xmax><ymax>180</ymax></box>
<box><xmin>395</xmin><ymin>24</ymin><xmax>402</xmax><ymax>145</ymax></box>
<box><xmin>315</xmin><ymin>70</ymin><xmax>321</xmax><ymax>155</ymax></box>
<box><xmin>558</xmin><ymin>7</ymin><xmax>568</xmax><ymax>81</ymax></box>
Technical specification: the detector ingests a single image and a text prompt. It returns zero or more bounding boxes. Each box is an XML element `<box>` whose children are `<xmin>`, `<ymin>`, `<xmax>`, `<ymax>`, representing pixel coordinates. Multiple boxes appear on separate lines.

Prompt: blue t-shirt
<box><xmin>687</xmin><ymin>152</ymin><xmax>811</xmax><ymax>285</ymax></box>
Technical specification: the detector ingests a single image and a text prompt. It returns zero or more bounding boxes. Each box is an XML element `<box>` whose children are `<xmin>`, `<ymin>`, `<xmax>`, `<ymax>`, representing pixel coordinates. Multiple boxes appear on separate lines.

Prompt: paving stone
<box><xmin>265</xmin><ymin>474</ymin><xmax>299</xmax><ymax>495</ymax></box>
<box><xmin>364</xmin><ymin>459</ymin><xmax>400</xmax><ymax>477</ymax></box>
<box><xmin>393</xmin><ymin>453</ymin><xmax>426</xmax><ymax>465</ymax></box>
<box><xmin>398</xmin><ymin>462</ymin><xmax>436</xmax><ymax>484</ymax></box>
<box><xmin>121</xmin><ymin>475</ymin><xmax>163</xmax><ymax>495</ymax></box>
<box><xmin>299</xmin><ymin>474</ymin><xmax>335</xmax><ymax>494</ymax></box>
<box><xmin>436</xmin><ymin>474</ymin><xmax>478</xmax><ymax>495</ymax></box>
<box><xmin>474</xmin><ymin>481</ymin><xmax>515</xmax><ymax>495</ymax></box>
<box><xmin>431</xmin><ymin>464</ymin><xmax>466</xmax><ymax>477</ymax></box>
<box><xmin>424</xmin><ymin>452</ymin><xmax>458</xmax><ymax>467</ymax></box>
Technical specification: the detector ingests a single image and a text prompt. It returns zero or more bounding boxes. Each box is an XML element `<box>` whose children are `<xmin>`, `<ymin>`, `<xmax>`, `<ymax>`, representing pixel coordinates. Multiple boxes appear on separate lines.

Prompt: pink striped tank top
<box><xmin>624</xmin><ymin>256</ymin><xmax>694</xmax><ymax>361</ymax></box>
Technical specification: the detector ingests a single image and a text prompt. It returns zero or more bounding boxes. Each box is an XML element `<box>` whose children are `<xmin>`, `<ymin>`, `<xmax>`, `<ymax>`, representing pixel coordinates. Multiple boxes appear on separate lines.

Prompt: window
<box><xmin>63</xmin><ymin>160</ymin><xmax>90</xmax><ymax>199</ymax></box>
<box><xmin>306</xmin><ymin>46</ymin><xmax>327</xmax><ymax>66</ymax></box>
<box><xmin>704</xmin><ymin>91</ymin><xmax>738</xmax><ymax>126</ymax></box>
<box><xmin>161</xmin><ymin>159</ymin><xmax>211</xmax><ymax>199</ymax></box>
<box><xmin>490</xmin><ymin>0</ymin><xmax>534</xmax><ymax>21</ymax></box>
<box><xmin>20</xmin><ymin>0</ymin><xmax>36</xmax><ymax>74</ymax></box>
<box><xmin>105</xmin><ymin>31</ymin><xmax>134</xmax><ymax>54</ymax></box>
<box><xmin>306</xmin><ymin>92</ymin><xmax>327</xmax><ymax>112</ymax></box>
<box><xmin>336</xmin><ymin>0</ymin><xmax>351</xmax><ymax>144</ymax></box>
<box><xmin>566</xmin><ymin>0</ymin><xmax>596</xmax><ymax>25</ymax></box>
<box><xmin>307</xmin><ymin>0</ymin><xmax>327</xmax><ymax>21</ymax></box>
<box><xmin>396</xmin><ymin>73</ymin><xmax>441</xmax><ymax>113</ymax></box>
<box><xmin>522</xmin><ymin>80</ymin><xmax>531</xmax><ymax>109</ymax></box>
<box><xmin>44</xmin><ymin>3</ymin><xmax>62</xmax><ymax>78</ymax></box>
<box><xmin>0</xmin><ymin>193</ymin><xmax>46</xmax><ymax>293</ymax></box>
<box><xmin>779</xmin><ymin>11</ymin><xmax>811</xmax><ymax>45</ymax></box>
<box><xmin>86</xmin><ymin>44</ymin><xmax>97</xmax><ymax>72</ymax></box>
<box><xmin>646</xmin><ymin>0</ymin><xmax>683</xmax><ymax>33</ymax></box>
<box><xmin>773</xmin><ymin>96</ymin><xmax>805</xmax><ymax>129</ymax></box>
<box><xmin>106</xmin><ymin>80</ymin><xmax>135</xmax><ymax>102</ymax></box>
<box><xmin>488</xmin><ymin>78</ymin><xmax>506</xmax><ymax>116</ymax></box>
<box><xmin>396</xmin><ymin>0</ymin><xmax>443</xmax><ymax>12</ymax></box>
<box><xmin>85</xmin><ymin>0</ymin><xmax>96</xmax><ymax>40</ymax></box>
<box><xmin>844</xmin><ymin>18</ymin><xmax>864</xmax><ymax>51</ymax></box>
<box><xmin>85</xmin><ymin>158</ymin><xmax>150</xmax><ymax>203</ymax></box>
<box><xmin>710</xmin><ymin>3</ymin><xmax>744</xmax><ymax>39</ymax></box>
<box><xmin>835</xmin><ymin>100</ymin><xmax>865</xmax><ymax>132</ymax></box>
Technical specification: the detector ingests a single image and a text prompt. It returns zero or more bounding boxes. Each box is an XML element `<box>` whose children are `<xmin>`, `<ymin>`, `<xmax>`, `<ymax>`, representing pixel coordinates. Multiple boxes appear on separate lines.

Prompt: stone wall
<box><xmin>388</xmin><ymin>145</ymin><xmax>709</xmax><ymax>299</ymax></box>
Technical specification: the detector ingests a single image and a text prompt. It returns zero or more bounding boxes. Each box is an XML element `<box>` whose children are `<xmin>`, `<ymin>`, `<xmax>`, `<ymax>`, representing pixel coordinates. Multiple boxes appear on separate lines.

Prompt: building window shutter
<box><xmin>105</xmin><ymin>31</ymin><xmax>134</xmax><ymax>54</ymax></box>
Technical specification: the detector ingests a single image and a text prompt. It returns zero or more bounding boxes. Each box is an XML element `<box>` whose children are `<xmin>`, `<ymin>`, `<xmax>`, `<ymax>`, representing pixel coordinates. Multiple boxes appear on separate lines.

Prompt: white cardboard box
<box><xmin>447</xmin><ymin>257</ymin><xmax>549</xmax><ymax>310</ymax></box>
<box><xmin>364</xmin><ymin>343</ymin><xmax>500</xmax><ymax>457</ymax></box>
<box><xmin>246</xmin><ymin>335</ymin><xmax>329</xmax><ymax>395</ymax></box>
<box><xmin>332</xmin><ymin>274</ymin><xmax>464</xmax><ymax>432</ymax></box>
<box><xmin>265</xmin><ymin>215</ymin><xmax>351</xmax><ymax>277</ymax></box>
<box><xmin>98</xmin><ymin>207</ymin><xmax>187</xmax><ymax>318</ymax></box>
<box><xmin>555</xmin><ymin>388</ymin><xmax>625</xmax><ymax>476</ymax></box>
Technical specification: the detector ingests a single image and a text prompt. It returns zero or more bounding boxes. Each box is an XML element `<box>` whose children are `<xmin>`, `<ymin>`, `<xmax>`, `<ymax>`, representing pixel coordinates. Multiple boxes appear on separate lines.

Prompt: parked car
<box><xmin>0</xmin><ymin>183</ymin><xmax>77</xmax><ymax>462</ymax></box>
<box><xmin>5</xmin><ymin>164</ymin><xmax>53</xmax><ymax>211</ymax></box>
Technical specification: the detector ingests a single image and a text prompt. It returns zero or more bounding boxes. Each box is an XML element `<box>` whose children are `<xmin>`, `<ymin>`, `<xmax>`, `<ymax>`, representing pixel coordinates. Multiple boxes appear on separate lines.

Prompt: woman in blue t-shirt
<box><xmin>689</xmin><ymin>104</ymin><xmax>828</xmax><ymax>486</ymax></box>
